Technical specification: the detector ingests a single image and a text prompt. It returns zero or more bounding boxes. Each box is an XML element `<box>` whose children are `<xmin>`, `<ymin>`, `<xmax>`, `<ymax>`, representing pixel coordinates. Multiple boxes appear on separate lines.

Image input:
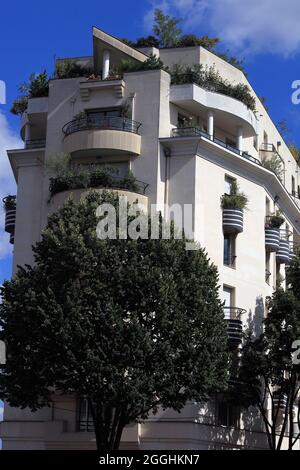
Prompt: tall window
<box><xmin>292</xmin><ymin>176</ymin><xmax>296</xmax><ymax>196</ymax></box>
<box><xmin>223</xmin><ymin>286</ymin><xmax>234</xmax><ymax>319</ymax></box>
<box><xmin>224</xmin><ymin>235</ymin><xmax>236</xmax><ymax>268</ymax></box>
<box><xmin>217</xmin><ymin>401</ymin><xmax>240</xmax><ymax>427</ymax></box>
<box><xmin>78</xmin><ymin>399</ymin><xmax>94</xmax><ymax>432</ymax></box>
<box><xmin>265</xmin><ymin>252</ymin><xmax>271</xmax><ymax>284</ymax></box>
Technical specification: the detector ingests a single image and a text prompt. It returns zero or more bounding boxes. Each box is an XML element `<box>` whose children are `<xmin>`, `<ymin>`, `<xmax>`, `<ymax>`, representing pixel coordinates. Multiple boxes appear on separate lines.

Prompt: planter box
<box><xmin>276</xmin><ymin>239</ymin><xmax>290</xmax><ymax>264</ymax></box>
<box><xmin>222</xmin><ymin>208</ymin><xmax>244</xmax><ymax>234</ymax></box>
<box><xmin>265</xmin><ymin>228</ymin><xmax>280</xmax><ymax>252</ymax></box>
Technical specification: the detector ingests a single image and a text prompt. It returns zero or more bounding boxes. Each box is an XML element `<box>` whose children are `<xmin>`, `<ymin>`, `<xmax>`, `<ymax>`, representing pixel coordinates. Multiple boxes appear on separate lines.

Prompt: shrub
<box><xmin>10</xmin><ymin>96</ymin><xmax>28</xmax><ymax>115</ymax></box>
<box><xmin>118</xmin><ymin>54</ymin><xmax>165</xmax><ymax>74</ymax></box>
<box><xmin>221</xmin><ymin>181</ymin><xmax>248</xmax><ymax>210</ymax></box>
<box><xmin>135</xmin><ymin>36</ymin><xmax>160</xmax><ymax>48</ymax></box>
<box><xmin>3</xmin><ymin>195</ymin><xmax>16</xmax><ymax>210</ymax></box>
<box><xmin>170</xmin><ymin>64</ymin><xmax>256</xmax><ymax>112</ymax></box>
<box><xmin>177</xmin><ymin>34</ymin><xmax>220</xmax><ymax>49</ymax></box>
<box><xmin>55</xmin><ymin>59</ymin><xmax>93</xmax><ymax>79</ymax></box>
<box><xmin>267</xmin><ymin>211</ymin><xmax>285</xmax><ymax>229</ymax></box>
<box><xmin>262</xmin><ymin>154</ymin><xmax>284</xmax><ymax>180</ymax></box>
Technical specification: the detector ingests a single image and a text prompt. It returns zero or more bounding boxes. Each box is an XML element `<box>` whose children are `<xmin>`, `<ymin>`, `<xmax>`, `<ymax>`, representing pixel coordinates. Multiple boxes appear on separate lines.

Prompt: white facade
<box><xmin>1</xmin><ymin>27</ymin><xmax>300</xmax><ymax>450</ymax></box>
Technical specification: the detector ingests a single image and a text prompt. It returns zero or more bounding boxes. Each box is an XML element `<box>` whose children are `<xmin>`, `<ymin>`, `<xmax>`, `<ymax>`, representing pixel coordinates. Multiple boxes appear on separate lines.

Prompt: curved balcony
<box><xmin>48</xmin><ymin>172</ymin><xmax>148</xmax><ymax>215</ymax></box>
<box><xmin>273</xmin><ymin>391</ymin><xmax>288</xmax><ymax>410</ymax></box>
<box><xmin>265</xmin><ymin>217</ymin><xmax>282</xmax><ymax>253</ymax></box>
<box><xmin>223</xmin><ymin>208</ymin><xmax>244</xmax><ymax>234</ymax></box>
<box><xmin>170</xmin><ymin>83</ymin><xmax>259</xmax><ymax>138</ymax></box>
<box><xmin>276</xmin><ymin>230</ymin><xmax>292</xmax><ymax>265</ymax></box>
<box><xmin>3</xmin><ymin>196</ymin><xmax>16</xmax><ymax>245</ymax></box>
<box><xmin>224</xmin><ymin>307</ymin><xmax>246</xmax><ymax>348</ymax></box>
<box><xmin>62</xmin><ymin>116</ymin><xmax>142</xmax><ymax>158</ymax></box>
<box><xmin>289</xmin><ymin>242</ymin><xmax>300</xmax><ymax>262</ymax></box>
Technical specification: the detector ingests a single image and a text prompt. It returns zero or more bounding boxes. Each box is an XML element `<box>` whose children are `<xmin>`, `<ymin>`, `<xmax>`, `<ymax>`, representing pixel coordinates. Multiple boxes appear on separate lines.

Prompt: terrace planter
<box><xmin>222</xmin><ymin>208</ymin><xmax>244</xmax><ymax>234</ymax></box>
<box><xmin>265</xmin><ymin>228</ymin><xmax>280</xmax><ymax>252</ymax></box>
<box><xmin>276</xmin><ymin>239</ymin><xmax>290</xmax><ymax>264</ymax></box>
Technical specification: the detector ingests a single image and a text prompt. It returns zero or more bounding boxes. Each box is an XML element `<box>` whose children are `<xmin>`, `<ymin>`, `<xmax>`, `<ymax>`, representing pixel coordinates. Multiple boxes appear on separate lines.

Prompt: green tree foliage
<box><xmin>233</xmin><ymin>280</ymin><xmax>300</xmax><ymax>449</ymax></box>
<box><xmin>0</xmin><ymin>192</ymin><xmax>229</xmax><ymax>451</ymax></box>
<box><xmin>221</xmin><ymin>181</ymin><xmax>248</xmax><ymax>210</ymax></box>
<box><xmin>152</xmin><ymin>9</ymin><xmax>182</xmax><ymax>47</ymax></box>
<box><xmin>55</xmin><ymin>59</ymin><xmax>94</xmax><ymax>79</ymax></box>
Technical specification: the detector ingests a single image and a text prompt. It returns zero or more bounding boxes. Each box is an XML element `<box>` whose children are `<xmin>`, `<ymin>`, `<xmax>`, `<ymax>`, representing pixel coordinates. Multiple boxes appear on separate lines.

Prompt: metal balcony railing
<box><xmin>62</xmin><ymin>116</ymin><xmax>142</xmax><ymax>137</ymax></box>
<box><xmin>171</xmin><ymin>127</ymin><xmax>262</xmax><ymax>167</ymax></box>
<box><xmin>25</xmin><ymin>139</ymin><xmax>46</xmax><ymax>149</ymax></box>
<box><xmin>2</xmin><ymin>195</ymin><xmax>16</xmax><ymax>245</ymax></box>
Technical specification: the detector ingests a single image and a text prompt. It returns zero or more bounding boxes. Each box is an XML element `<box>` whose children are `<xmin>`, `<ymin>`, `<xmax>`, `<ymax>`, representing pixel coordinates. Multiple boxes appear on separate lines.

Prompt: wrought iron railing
<box><xmin>62</xmin><ymin>116</ymin><xmax>142</xmax><ymax>137</ymax></box>
<box><xmin>223</xmin><ymin>307</ymin><xmax>246</xmax><ymax>320</ymax></box>
<box><xmin>171</xmin><ymin>127</ymin><xmax>263</xmax><ymax>167</ymax></box>
<box><xmin>25</xmin><ymin>139</ymin><xmax>46</xmax><ymax>149</ymax></box>
<box><xmin>49</xmin><ymin>173</ymin><xmax>148</xmax><ymax>197</ymax></box>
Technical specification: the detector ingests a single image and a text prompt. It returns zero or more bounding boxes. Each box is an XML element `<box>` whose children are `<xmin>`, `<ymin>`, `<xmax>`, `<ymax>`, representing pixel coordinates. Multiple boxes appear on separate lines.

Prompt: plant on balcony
<box><xmin>10</xmin><ymin>96</ymin><xmax>29</xmax><ymax>116</ymax></box>
<box><xmin>55</xmin><ymin>59</ymin><xmax>94</xmax><ymax>79</ymax></box>
<box><xmin>118</xmin><ymin>54</ymin><xmax>165</xmax><ymax>74</ymax></box>
<box><xmin>0</xmin><ymin>191</ymin><xmax>229</xmax><ymax>451</ymax></box>
<box><xmin>266</xmin><ymin>211</ymin><xmax>285</xmax><ymax>229</ymax></box>
<box><xmin>134</xmin><ymin>35</ymin><xmax>160</xmax><ymax>48</ymax></box>
<box><xmin>10</xmin><ymin>71</ymin><xmax>49</xmax><ymax>115</ymax></box>
<box><xmin>177</xmin><ymin>34</ymin><xmax>220</xmax><ymax>49</ymax></box>
<box><xmin>262</xmin><ymin>154</ymin><xmax>284</xmax><ymax>180</ymax></box>
<box><xmin>2</xmin><ymin>195</ymin><xmax>16</xmax><ymax>210</ymax></box>
<box><xmin>221</xmin><ymin>182</ymin><xmax>248</xmax><ymax>210</ymax></box>
<box><xmin>170</xmin><ymin>64</ymin><xmax>256</xmax><ymax>112</ymax></box>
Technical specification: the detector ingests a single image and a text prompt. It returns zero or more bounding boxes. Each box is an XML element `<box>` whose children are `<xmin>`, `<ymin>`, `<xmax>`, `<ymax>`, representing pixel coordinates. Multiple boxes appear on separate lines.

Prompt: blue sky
<box><xmin>0</xmin><ymin>0</ymin><xmax>300</xmax><ymax>285</ymax></box>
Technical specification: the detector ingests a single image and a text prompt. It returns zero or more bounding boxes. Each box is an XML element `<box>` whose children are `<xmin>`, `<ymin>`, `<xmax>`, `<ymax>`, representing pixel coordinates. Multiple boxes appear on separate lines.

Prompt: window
<box><xmin>298</xmin><ymin>186</ymin><xmax>300</xmax><ymax>199</ymax></box>
<box><xmin>217</xmin><ymin>402</ymin><xmax>240</xmax><ymax>427</ymax></box>
<box><xmin>264</xmin><ymin>131</ymin><xmax>268</xmax><ymax>144</ymax></box>
<box><xmin>78</xmin><ymin>399</ymin><xmax>94</xmax><ymax>432</ymax></box>
<box><xmin>224</xmin><ymin>235</ymin><xmax>236</xmax><ymax>268</ymax></box>
<box><xmin>223</xmin><ymin>286</ymin><xmax>234</xmax><ymax>319</ymax></box>
<box><xmin>226</xmin><ymin>137</ymin><xmax>237</xmax><ymax>149</ymax></box>
<box><xmin>87</xmin><ymin>108</ymin><xmax>121</xmax><ymax>120</ymax></box>
<box><xmin>292</xmin><ymin>176</ymin><xmax>296</xmax><ymax>197</ymax></box>
<box><xmin>253</xmin><ymin>134</ymin><xmax>258</xmax><ymax>151</ymax></box>
<box><xmin>266</xmin><ymin>197</ymin><xmax>271</xmax><ymax>216</ymax></box>
<box><xmin>265</xmin><ymin>252</ymin><xmax>271</xmax><ymax>284</ymax></box>
<box><xmin>224</xmin><ymin>175</ymin><xmax>235</xmax><ymax>195</ymax></box>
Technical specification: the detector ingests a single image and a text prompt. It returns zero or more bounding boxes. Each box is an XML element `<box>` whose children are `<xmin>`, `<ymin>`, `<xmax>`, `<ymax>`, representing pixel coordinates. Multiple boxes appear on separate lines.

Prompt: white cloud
<box><xmin>145</xmin><ymin>0</ymin><xmax>300</xmax><ymax>57</ymax></box>
<box><xmin>0</xmin><ymin>112</ymin><xmax>22</xmax><ymax>260</ymax></box>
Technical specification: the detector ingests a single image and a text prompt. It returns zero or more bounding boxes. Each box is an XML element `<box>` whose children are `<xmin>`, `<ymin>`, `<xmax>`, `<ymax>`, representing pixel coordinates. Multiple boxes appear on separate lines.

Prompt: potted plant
<box><xmin>221</xmin><ymin>182</ymin><xmax>248</xmax><ymax>234</ymax></box>
<box><xmin>265</xmin><ymin>211</ymin><xmax>284</xmax><ymax>253</ymax></box>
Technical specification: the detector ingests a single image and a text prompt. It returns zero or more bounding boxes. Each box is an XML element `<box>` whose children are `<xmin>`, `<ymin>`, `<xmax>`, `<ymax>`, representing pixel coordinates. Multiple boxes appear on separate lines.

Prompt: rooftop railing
<box><xmin>62</xmin><ymin>116</ymin><xmax>142</xmax><ymax>137</ymax></box>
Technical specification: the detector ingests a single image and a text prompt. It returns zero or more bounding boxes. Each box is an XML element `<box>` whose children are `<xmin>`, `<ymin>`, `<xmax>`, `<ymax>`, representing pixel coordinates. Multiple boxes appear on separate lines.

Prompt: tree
<box><xmin>152</xmin><ymin>9</ymin><xmax>182</xmax><ymax>47</ymax></box>
<box><xmin>0</xmin><ymin>191</ymin><xmax>229</xmax><ymax>451</ymax></box>
<box><xmin>234</xmin><ymin>287</ymin><xmax>300</xmax><ymax>450</ymax></box>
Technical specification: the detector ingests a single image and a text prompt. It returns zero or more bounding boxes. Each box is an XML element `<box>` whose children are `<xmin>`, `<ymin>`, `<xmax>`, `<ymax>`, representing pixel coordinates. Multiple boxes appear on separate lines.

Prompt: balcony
<box><xmin>273</xmin><ymin>391</ymin><xmax>288</xmax><ymax>410</ymax></box>
<box><xmin>289</xmin><ymin>242</ymin><xmax>300</xmax><ymax>261</ymax></box>
<box><xmin>171</xmin><ymin>127</ymin><xmax>262</xmax><ymax>167</ymax></box>
<box><xmin>62</xmin><ymin>115</ymin><xmax>142</xmax><ymax>158</ymax></box>
<box><xmin>223</xmin><ymin>209</ymin><xmax>244</xmax><ymax>234</ymax></box>
<box><xmin>276</xmin><ymin>230</ymin><xmax>292</xmax><ymax>265</ymax></box>
<box><xmin>48</xmin><ymin>170</ymin><xmax>148</xmax><ymax>215</ymax></box>
<box><xmin>25</xmin><ymin>139</ymin><xmax>46</xmax><ymax>149</ymax></box>
<box><xmin>3</xmin><ymin>196</ymin><xmax>16</xmax><ymax>244</ymax></box>
<box><xmin>170</xmin><ymin>83</ymin><xmax>259</xmax><ymax>138</ymax></box>
<box><xmin>265</xmin><ymin>216</ymin><xmax>282</xmax><ymax>253</ymax></box>
<box><xmin>224</xmin><ymin>307</ymin><xmax>246</xmax><ymax>348</ymax></box>
<box><xmin>260</xmin><ymin>143</ymin><xmax>285</xmax><ymax>184</ymax></box>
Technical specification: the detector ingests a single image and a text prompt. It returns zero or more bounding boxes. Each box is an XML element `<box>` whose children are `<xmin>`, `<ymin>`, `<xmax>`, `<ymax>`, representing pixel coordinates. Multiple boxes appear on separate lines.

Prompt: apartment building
<box><xmin>1</xmin><ymin>26</ymin><xmax>300</xmax><ymax>449</ymax></box>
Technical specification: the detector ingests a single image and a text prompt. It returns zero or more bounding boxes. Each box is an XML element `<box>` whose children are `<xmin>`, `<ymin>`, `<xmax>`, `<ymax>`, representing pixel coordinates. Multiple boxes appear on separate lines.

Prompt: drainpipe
<box><xmin>207</xmin><ymin>111</ymin><xmax>214</xmax><ymax>140</ymax></box>
<box><xmin>102</xmin><ymin>50</ymin><xmax>110</xmax><ymax>80</ymax></box>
